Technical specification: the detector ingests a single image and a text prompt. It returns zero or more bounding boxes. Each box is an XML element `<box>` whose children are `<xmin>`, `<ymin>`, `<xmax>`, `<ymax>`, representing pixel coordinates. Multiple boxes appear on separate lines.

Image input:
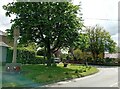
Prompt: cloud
<box><xmin>0</xmin><ymin>0</ymin><xmax>14</xmax><ymax>32</ymax></box>
<box><xmin>78</xmin><ymin>0</ymin><xmax>119</xmax><ymax>44</ymax></box>
<box><xmin>111</xmin><ymin>33</ymin><xmax>118</xmax><ymax>46</ymax></box>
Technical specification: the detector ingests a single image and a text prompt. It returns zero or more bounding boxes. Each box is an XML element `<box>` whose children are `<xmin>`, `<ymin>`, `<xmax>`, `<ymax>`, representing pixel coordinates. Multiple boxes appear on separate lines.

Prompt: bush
<box><xmin>75</xmin><ymin>69</ymin><xmax>79</xmax><ymax>73</ymax></box>
<box><xmin>73</xmin><ymin>49</ymin><xmax>82</xmax><ymax>60</ymax></box>
<box><xmin>95</xmin><ymin>58</ymin><xmax>104</xmax><ymax>64</ymax></box>
<box><xmin>6</xmin><ymin>48</ymin><xmax>13</xmax><ymax>63</ymax></box>
<box><xmin>34</xmin><ymin>56</ymin><xmax>47</xmax><ymax>64</ymax></box>
<box><xmin>104</xmin><ymin>57</ymin><xmax>113</xmax><ymax>64</ymax></box>
<box><xmin>37</xmin><ymin>48</ymin><xmax>45</xmax><ymax>56</ymax></box>
<box><xmin>87</xmin><ymin>57</ymin><xmax>93</xmax><ymax>63</ymax></box>
<box><xmin>6</xmin><ymin>47</ymin><xmax>47</xmax><ymax>64</ymax></box>
<box><xmin>52</xmin><ymin>63</ymin><xmax>57</xmax><ymax>67</ymax></box>
<box><xmin>6</xmin><ymin>48</ymin><xmax>35</xmax><ymax>64</ymax></box>
<box><xmin>60</xmin><ymin>53</ymin><xmax>69</xmax><ymax>62</ymax></box>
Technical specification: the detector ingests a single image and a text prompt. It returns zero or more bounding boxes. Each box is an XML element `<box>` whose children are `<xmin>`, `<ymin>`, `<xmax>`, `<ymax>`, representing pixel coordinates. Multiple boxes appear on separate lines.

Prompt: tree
<box><xmin>77</xmin><ymin>33</ymin><xmax>90</xmax><ymax>65</ymax></box>
<box><xmin>68</xmin><ymin>31</ymin><xmax>90</xmax><ymax>61</ymax></box>
<box><xmin>86</xmin><ymin>25</ymin><xmax>116</xmax><ymax>61</ymax></box>
<box><xmin>3</xmin><ymin>2</ymin><xmax>83</xmax><ymax>66</ymax></box>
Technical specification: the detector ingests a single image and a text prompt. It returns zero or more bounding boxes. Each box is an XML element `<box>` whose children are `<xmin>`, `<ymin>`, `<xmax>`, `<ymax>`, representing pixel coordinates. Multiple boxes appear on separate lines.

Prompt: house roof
<box><xmin>0</xmin><ymin>42</ymin><xmax>9</xmax><ymax>47</ymax></box>
<box><xmin>105</xmin><ymin>53</ymin><xmax>120</xmax><ymax>58</ymax></box>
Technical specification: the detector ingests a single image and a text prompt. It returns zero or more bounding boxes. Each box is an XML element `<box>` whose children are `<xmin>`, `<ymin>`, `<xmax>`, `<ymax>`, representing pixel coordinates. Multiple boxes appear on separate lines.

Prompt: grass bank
<box><xmin>21</xmin><ymin>63</ymin><xmax>99</xmax><ymax>85</ymax></box>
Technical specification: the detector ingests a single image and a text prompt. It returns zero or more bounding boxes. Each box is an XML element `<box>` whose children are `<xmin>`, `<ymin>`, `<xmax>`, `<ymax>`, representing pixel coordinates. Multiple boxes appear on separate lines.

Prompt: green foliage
<box><xmin>35</xmin><ymin>56</ymin><xmax>47</xmax><ymax>64</ymax></box>
<box><xmin>75</xmin><ymin>69</ymin><xmax>79</xmax><ymax>73</ymax></box>
<box><xmin>6</xmin><ymin>48</ymin><xmax>13</xmax><ymax>63</ymax></box>
<box><xmin>6</xmin><ymin>47</ymin><xmax>35</xmax><ymax>64</ymax></box>
<box><xmin>3</xmin><ymin>2</ymin><xmax>83</xmax><ymax>66</ymax></box>
<box><xmin>76</xmin><ymin>33</ymin><xmax>89</xmax><ymax>51</ymax></box>
<box><xmin>73</xmin><ymin>48</ymin><xmax>82</xmax><ymax>60</ymax></box>
<box><xmin>23</xmin><ymin>42</ymin><xmax>38</xmax><ymax>52</ymax></box>
<box><xmin>52</xmin><ymin>63</ymin><xmax>57</xmax><ymax>67</ymax></box>
<box><xmin>86</xmin><ymin>25</ymin><xmax>116</xmax><ymax>60</ymax></box>
<box><xmin>60</xmin><ymin>53</ymin><xmax>69</xmax><ymax>60</ymax></box>
<box><xmin>6</xmin><ymin>47</ymin><xmax>46</xmax><ymax>64</ymax></box>
<box><xmin>104</xmin><ymin>58</ymin><xmax>116</xmax><ymax>64</ymax></box>
<box><xmin>21</xmin><ymin>64</ymin><xmax>98</xmax><ymax>84</ymax></box>
<box><xmin>95</xmin><ymin>58</ymin><xmax>104</xmax><ymax>64</ymax></box>
<box><xmin>37</xmin><ymin>48</ymin><xmax>45</xmax><ymax>56</ymax></box>
<box><xmin>87</xmin><ymin>57</ymin><xmax>93</xmax><ymax>63</ymax></box>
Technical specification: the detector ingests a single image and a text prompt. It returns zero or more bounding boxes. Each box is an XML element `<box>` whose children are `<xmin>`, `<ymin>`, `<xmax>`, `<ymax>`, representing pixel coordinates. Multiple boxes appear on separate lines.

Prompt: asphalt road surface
<box><xmin>45</xmin><ymin>66</ymin><xmax>119</xmax><ymax>87</ymax></box>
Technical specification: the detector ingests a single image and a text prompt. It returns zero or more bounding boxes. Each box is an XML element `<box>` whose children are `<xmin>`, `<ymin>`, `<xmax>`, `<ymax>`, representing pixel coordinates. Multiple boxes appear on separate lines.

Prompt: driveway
<box><xmin>44</xmin><ymin>66</ymin><xmax>119</xmax><ymax>87</ymax></box>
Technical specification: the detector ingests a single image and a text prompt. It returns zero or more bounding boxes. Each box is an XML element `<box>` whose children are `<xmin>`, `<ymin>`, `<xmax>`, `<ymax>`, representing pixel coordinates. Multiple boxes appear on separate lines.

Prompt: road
<box><xmin>44</xmin><ymin>66</ymin><xmax>119</xmax><ymax>87</ymax></box>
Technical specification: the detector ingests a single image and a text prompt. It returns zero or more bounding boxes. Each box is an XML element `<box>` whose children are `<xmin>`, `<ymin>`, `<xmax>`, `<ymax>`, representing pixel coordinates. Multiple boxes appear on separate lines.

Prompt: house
<box><xmin>0</xmin><ymin>30</ymin><xmax>9</xmax><ymax>62</ymax></box>
<box><xmin>0</xmin><ymin>30</ymin><xmax>14</xmax><ymax>62</ymax></box>
<box><xmin>0</xmin><ymin>30</ymin><xmax>13</xmax><ymax>47</ymax></box>
<box><xmin>104</xmin><ymin>53</ymin><xmax>120</xmax><ymax>59</ymax></box>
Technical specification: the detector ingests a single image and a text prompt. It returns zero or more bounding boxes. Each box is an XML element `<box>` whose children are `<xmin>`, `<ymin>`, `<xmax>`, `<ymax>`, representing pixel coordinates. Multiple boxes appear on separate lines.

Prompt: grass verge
<box><xmin>21</xmin><ymin>63</ymin><xmax>99</xmax><ymax>85</ymax></box>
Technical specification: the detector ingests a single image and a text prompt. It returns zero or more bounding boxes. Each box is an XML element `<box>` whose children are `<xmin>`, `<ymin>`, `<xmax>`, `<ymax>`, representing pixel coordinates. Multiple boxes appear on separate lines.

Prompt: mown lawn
<box><xmin>21</xmin><ymin>63</ymin><xmax>99</xmax><ymax>85</ymax></box>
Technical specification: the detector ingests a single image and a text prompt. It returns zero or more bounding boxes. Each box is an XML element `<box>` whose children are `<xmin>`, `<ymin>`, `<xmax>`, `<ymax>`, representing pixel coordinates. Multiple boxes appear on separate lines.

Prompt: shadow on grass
<box><xmin>21</xmin><ymin>64</ymin><xmax>98</xmax><ymax>85</ymax></box>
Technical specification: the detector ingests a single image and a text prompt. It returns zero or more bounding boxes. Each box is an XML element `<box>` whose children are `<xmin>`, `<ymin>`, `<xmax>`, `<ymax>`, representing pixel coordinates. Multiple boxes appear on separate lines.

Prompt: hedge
<box><xmin>34</xmin><ymin>56</ymin><xmax>47</xmax><ymax>64</ymax></box>
<box><xmin>6</xmin><ymin>47</ymin><xmax>46</xmax><ymax>64</ymax></box>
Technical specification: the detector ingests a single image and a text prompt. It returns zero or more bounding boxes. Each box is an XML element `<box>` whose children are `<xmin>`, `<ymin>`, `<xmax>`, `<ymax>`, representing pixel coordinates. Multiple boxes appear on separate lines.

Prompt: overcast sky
<box><xmin>0</xmin><ymin>0</ymin><xmax>119</xmax><ymax>46</ymax></box>
<box><xmin>73</xmin><ymin>0</ymin><xmax>119</xmax><ymax>46</ymax></box>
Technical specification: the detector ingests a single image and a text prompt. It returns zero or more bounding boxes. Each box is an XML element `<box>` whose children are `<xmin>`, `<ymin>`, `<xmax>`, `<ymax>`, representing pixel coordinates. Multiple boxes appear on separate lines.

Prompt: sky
<box><xmin>0</xmin><ymin>0</ymin><xmax>119</xmax><ymax>46</ymax></box>
<box><xmin>73</xmin><ymin>0</ymin><xmax>119</xmax><ymax>46</ymax></box>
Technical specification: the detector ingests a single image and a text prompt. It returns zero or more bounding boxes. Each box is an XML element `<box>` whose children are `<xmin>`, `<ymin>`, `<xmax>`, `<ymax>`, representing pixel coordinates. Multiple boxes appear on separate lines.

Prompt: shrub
<box><xmin>75</xmin><ymin>69</ymin><xmax>79</xmax><ymax>73</ymax></box>
<box><xmin>82</xmin><ymin>69</ymin><xmax>86</xmax><ymax>72</ymax></box>
<box><xmin>34</xmin><ymin>56</ymin><xmax>47</xmax><ymax>64</ymax></box>
<box><xmin>95</xmin><ymin>58</ymin><xmax>104</xmax><ymax>64</ymax></box>
<box><xmin>52</xmin><ymin>63</ymin><xmax>57</xmax><ymax>67</ymax></box>
<box><xmin>6</xmin><ymin>47</ymin><xmax>47</xmax><ymax>64</ymax></box>
<box><xmin>79</xmin><ymin>68</ymin><xmax>83</xmax><ymax>73</ymax></box>
<box><xmin>6</xmin><ymin>48</ymin><xmax>13</xmax><ymax>63</ymax></box>
<box><xmin>17</xmin><ymin>48</ymin><xmax>35</xmax><ymax>64</ymax></box>
<box><xmin>104</xmin><ymin>57</ymin><xmax>113</xmax><ymax>64</ymax></box>
<box><xmin>73</xmin><ymin>49</ymin><xmax>82</xmax><ymax>60</ymax></box>
<box><xmin>48</xmin><ymin>74</ymin><xmax>53</xmax><ymax>78</ymax></box>
<box><xmin>60</xmin><ymin>53</ymin><xmax>69</xmax><ymax>61</ymax></box>
<box><xmin>37</xmin><ymin>48</ymin><xmax>45</xmax><ymax>56</ymax></box>
<box><xmin>87</xmin><ymin>57</ymin><xmax>93</xmax><ymax>63</ymax></box>
<box><xmin>64</xmin><ymin>72</ymin><xmax>69</xmax><ymax>75</ymax></box>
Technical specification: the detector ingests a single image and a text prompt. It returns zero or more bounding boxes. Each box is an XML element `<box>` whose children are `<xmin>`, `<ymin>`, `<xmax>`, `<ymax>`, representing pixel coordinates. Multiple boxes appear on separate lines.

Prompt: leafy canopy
<box><xmin>3</xmin><ymin>2</ymin><xmax>83</xmax><ymax>66</ymax></box>
<box><xmin>86</xmin><ymin>25</ymin><xmax>116</xmax><ymax>59</ymax></box>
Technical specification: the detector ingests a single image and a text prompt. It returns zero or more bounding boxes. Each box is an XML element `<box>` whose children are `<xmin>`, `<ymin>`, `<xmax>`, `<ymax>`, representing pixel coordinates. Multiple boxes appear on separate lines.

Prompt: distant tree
<box><xmin>3</xmin><ymin>2</ymin><xmax>83</xmax><ymax>66</ymax></box>
<box><xmin>86</xmin><ymin>25</ymin><xmax>116</xmax><ymax>60</ymax></box>
<box><xmin>73</xmin><ymin>48</ymin><xmax>82</xmax><ymax>60</ymax></box>
<box><xmin>68</xmin><ymin>32</ymin><xmax>89</xmax><ymax>61</ymax></box>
